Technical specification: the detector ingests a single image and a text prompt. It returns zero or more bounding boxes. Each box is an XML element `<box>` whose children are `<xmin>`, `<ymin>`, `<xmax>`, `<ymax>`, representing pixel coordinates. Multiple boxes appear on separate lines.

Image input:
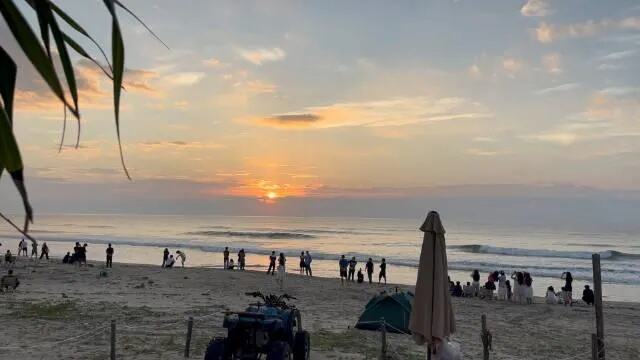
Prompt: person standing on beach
<box><xmin>348</xmin><ymin>257</ymin><xmax>357</xmax><ymax>282</ymax></box>
<box><xmin>339</xmin><ymin>255</ymin><xmax>349</xmax><ymax>285</ymax></box>
<box><xmin>276</xmin><ymin>253</ymin><xmax>286</xmax><ymax>289</ymax></box>
<box><xmin>223</xmin><ymin>247</ymin><xmax>230</xmax><ymax>269</ymax></box>
<box><xmin>162</xmin><ymin>248</ymin><xmax>170</xmax><ymax>267</ymax></box>
<box><xmin>238</xmin><ymin>249</ymin><xmax>245</xmax><ymax>270</ymax></box>
<box><xmin>299</xmin><ymin>252</ymin><xmax>305</xmax><ymax>274</ymax></box>
<box><xmin>471</xmin><ymin>270</ymin><xmax>481</xmax><ymax>297</ymax></box>
<box><xmin>561</xmin><ymin>272</ymin><xmax>573</xmax><ymax>306</ymax></box>
<box><xmin>378</xmin><ymin>258</ymin><xmax>387</xmax><ymax>284</ymax></box>
<box><xmin>365</xmin><ymin>258</ymin><xmax>374</xmax><ymax>284</ymax></box>
<box><xmin>497</xmin><ymin>271</ymin><xmax>507</xmax><ymax>300</ymax></box>
<box><xmin>106</xmin><ymin>244</ymin><xmax>114</xmax><ymax>268</ymax></box>
<box><xmin>30</xmin><ymin>241</ymin><xmax>38</xmax><ymax>258</ymax></box>
<box><xmin>176</xmin><ymin>250</ymin><xmax>187</xmax><ymax>268</ymax></box>
<box><xmin>304</xmin><ymin>251</ymin><xmax>313</xmax><ymax>276</ymax></box>
<box><xmin>40</xmin><ymin>242</ymin><xmax>49</xmax><ymax>260</ymax></box>
<box><xmin>80</xmin><ymin>244</ymin><xmax>88</xmax><ymax>266</ymax></box>
<box><xmin>18</xmin><ymin>239</ymin><xmax>27</xmax><ymax>256</ymax></box>
<box><xmin>267</xmin><ymin>251</ymin><xmax>277</xmax><ymax>275</ymax></box>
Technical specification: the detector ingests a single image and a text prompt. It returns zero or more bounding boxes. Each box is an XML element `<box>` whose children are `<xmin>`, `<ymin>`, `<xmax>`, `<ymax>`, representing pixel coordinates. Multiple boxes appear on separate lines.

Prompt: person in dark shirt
<box><xmin>238</xmin><ymin>249</ymin><xmax>246</xmax><ymax>270</ymax></box>
<box><xmin>106</xmin><ymin>244</ymin><xmax>114</xmax><ymax>268</ymax></box>
<box><xmin>267</xmin><ymin>251</ymin><xmax>277</xmax><ymax>275</ymax></box>
<box><xmin>80</xmin><ymin>244</ymin><xmax>88</xmax><ymax>265</ymax></box>
<box><xmin>348</xmin><ymin>257</ymin><xmax>357</xmax><ymax>282</ymax></box>
<box><xmin>365</xmin><ymin>258</ymin><xmax>374</xmax><ymax>284</ymax></box>
<box><xmin>223</xmin><ymin>247</ymin><xmax>230</xmax><ymax>270</ymax></box>
<box><xmin>357</xmin><ymin>269</ymin><xmax>364</xmax><ymax>283</ymax></box>
<box><xmin>339</xmin><ymin>255</ymin><xmax>349</xmax><ymax>285</ymax></box>
<box><xmin>162</xmin><ymin>248</ymin><xmax>169</xmax><ymax>267</ymax></box>
<box><xmin>379</xmin><ymin>258</ymin><xmax>387</xmax><ymax>284</ymax></box>
<box><xmin>62</xmin><ymin>252</ymin><xmax>70</xmax><ymax>264</ymax></box>
<box><xmin>582</xmin><ymin>285</ymin><xmax>595</xmax><ymax>305</ymax></box>
<box><xmin>40</xmin><ymin>242</ymin><xmax>49</xmax><ymax>260</ymax></box>
<box><xmin>452</xmin><ymin>281</ymin><xmax>463</xmax><ymax>297</ymax></box>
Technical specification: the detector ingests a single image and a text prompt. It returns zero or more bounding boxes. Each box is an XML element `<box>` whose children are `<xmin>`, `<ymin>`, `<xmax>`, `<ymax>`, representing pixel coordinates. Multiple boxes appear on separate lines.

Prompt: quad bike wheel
<box><xmin>293</xmin><ymin>331</ymin><xmax>310</xmax><ymax>360</ymax></box>
<box><xmin>266</xmin><ymin>341</ymin><xmax>291</xmax><ymax>360</ymax></box>
<box><xmin>204</xmin><ymin>338</ymin><xmax>230</xmax><ymax>360</ymax></box>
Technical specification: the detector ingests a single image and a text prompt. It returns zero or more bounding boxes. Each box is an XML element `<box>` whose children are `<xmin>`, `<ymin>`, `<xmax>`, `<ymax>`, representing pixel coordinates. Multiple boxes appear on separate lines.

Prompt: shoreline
<box><xmin>1</xmin><ymin>258</ymin><xmax>639</xmax><ymax>359</ymax></box>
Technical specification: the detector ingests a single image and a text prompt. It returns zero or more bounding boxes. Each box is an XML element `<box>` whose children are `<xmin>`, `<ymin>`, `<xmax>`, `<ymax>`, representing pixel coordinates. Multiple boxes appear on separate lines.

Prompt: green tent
<box><xmin>355</xmin><ymin>291</ymin><xmax>414</xmax><ymax>334</ymax></box>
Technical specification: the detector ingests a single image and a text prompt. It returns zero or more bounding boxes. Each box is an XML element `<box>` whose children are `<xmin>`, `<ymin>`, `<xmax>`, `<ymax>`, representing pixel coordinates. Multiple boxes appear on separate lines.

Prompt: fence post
<box><xmin>379</xmin><ymin>318</ymin><xmax>387</xmax><ymax>360</ymax></box>
<box><xmin>481</xmin><ymin>314</ymin><xmax>491</xmax><ymax>360</ymax></box>
<box><xmin>184</xmin><ymin>316</ymin><xmax>194</xmax><ymax>358</ymax></box>
<box><xmin>110</xmin><ymin>319</ymin><xmax>116</xmax><ymax>360</ymax></box>
<box><xmin>591</xmin><ymin>333</ymin><xmax>598</xmax><ymax>360</ymax></box>
<box><xmin>592</xmin><ymin>254</ymin><xmax>605</xmax><ymax>360</ymax></box>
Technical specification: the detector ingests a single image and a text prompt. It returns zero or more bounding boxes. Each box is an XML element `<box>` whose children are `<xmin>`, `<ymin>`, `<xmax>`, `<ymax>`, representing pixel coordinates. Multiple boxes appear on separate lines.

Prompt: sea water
<box><xmin>1</xmin><ymin>214</ymin><xmax>638</xmax><ymax>302</ymax></box>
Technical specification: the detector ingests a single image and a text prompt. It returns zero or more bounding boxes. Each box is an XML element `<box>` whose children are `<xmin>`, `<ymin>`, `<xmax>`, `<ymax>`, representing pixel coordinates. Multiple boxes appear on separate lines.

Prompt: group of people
<box><xmin>161</xmin><ymin>248</ymin><xmax>187</xmax><ymax>268</ymax></box>
<box><xmin>221</xmin><ymin>247</ymin><xmax>247</xmax><ymax>270</ymax></box>
<box><xmin>338</xmin><ymin>256</ymin><xmax>387</xmax><ymax>285</ymax></box>
<box><xmin>1</xmin><ymin>239</ymin><xmax>49</xmax><ymax>267</ymax></box>
<box><xmin>61</xmin><ymin>242</ymin><xmax>88</xmax><ymax>266</ymax></box>
<box><xmin>544</xmin><ymin>272</ymin><xmax>595</xmax><ymax>306</ymax></box>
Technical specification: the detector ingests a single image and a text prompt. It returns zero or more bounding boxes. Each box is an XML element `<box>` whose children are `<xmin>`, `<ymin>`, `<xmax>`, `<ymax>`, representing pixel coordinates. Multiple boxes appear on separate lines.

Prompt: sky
<box><xmin>1</xmin><ymin>0</ymin><xmax>640</xmax><ymax>219</ymax></box>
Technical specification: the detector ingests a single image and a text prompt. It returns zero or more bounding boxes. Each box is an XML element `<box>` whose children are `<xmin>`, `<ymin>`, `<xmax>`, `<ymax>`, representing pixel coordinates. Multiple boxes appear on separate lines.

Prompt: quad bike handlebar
<box><xmin>245</xmin><ymin>291</ymin><xmax>297</xmax><ymax>309</ymax></box>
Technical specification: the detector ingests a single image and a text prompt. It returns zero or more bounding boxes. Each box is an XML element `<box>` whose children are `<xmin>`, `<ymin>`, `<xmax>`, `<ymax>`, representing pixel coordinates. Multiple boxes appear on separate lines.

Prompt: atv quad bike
<box><xmin>204</xmin><ymin>292</ymin><xmax>310</xmax><ymax>360</ymax></box>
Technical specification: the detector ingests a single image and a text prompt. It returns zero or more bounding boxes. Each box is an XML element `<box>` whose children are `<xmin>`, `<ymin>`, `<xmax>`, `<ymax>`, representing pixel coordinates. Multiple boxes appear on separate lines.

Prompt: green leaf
<box><xmin>0</xmin><ymin>0</ymin><xmax>77</xmax><ymax>118</ymax></box>
<box><xmin>114</xmin><ymin>0</ymin><xmax>170</xmax><ymax>50</ymax></box>
<box><xmin>62</xmin><ymin>33</ymin><xmax>113</xmax><ymax>80</ymax></box>
<box><xmin>103</xmin><ymin>0</ymin><xmax>131</xmax><ymax>179</ymax></box>
<box><xmin>0</xmin><ymin>46</ymin><xmax>17</xmax><ymax>123</ymax></box>
<box><xmin>0</xmin><ymin>101</ymin><xmax>22</xmax><ymax>173</ymax></box>
<box><xmin>33</xmin><ymin>0</ymin><xmax>52</xmax><ymax>58</ymax></box>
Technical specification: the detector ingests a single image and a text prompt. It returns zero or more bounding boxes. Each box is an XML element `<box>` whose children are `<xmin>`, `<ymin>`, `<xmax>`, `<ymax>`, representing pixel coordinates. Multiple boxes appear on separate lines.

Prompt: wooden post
<box><xmin>110</xmin><ymin>319</ymin><xmax>116</xmax><ymax>360</ymax></box>
<box><xmin>379</xmin><ymin>318</ymin><xmax>387</xmax><ymax>360</ymax></box>
<box><xmin>184</xmin><ymin>316</ymin><xmax>194</xmax><ymax>358</ymax></box>
<box><xmin>481</xmin><ymin>314</ymin><xmax>491</xmax><ymax>360</ymax></box>
<box><xmin>592</xmin><ymin>254</ymin><xmax>605</xmax><ymax>360</ymax></box>
<box><xmin>591</xmin><ymin>333</ymin><xmax>598</xmax><ymax>360</ymax></box>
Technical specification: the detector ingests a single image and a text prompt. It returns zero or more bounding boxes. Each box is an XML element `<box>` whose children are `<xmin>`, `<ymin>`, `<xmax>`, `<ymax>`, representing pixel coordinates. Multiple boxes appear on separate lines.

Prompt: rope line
<box><xmin>0</xmin><ymin>325</ymin><xmax>107</xmax><ymax>351</ymax></box>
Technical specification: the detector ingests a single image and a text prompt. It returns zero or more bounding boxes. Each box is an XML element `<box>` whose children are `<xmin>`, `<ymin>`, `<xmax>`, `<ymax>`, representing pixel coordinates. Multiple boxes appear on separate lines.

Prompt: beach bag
<box><xmin>431</xmin><ymin>341</ymin><xmax>461</xmax><ymax>360</ymax></box>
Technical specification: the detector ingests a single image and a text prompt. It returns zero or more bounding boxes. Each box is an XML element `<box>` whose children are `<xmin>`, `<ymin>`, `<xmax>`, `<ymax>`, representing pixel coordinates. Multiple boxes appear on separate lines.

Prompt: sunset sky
<box><xmin>2</xmin><ymin>0</ymin><xmax>640</xmax><ymax>216</ymax></box>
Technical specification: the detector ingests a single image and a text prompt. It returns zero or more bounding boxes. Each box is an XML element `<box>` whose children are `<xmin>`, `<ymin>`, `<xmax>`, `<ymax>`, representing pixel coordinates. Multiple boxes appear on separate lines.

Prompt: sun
<box><xmin>266</xmin><ymin>191</ymin><xmax>278</xmax><ymax>200</ymax></box>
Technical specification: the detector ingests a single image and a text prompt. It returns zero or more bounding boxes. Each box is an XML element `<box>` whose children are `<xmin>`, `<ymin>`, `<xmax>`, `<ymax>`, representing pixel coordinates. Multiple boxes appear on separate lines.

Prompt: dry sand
<box><xmin>0</xmin><ymin>258</ymin><xmax>638</xmax><ymax>359</ymax></box>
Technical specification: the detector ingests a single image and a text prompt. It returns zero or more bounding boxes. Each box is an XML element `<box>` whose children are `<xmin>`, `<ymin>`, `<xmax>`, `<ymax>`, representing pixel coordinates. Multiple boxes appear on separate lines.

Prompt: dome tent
<box><xmin>355</xmin><ymin>290</ymin><xmax>414</xmax><ymax>334</ymax></box>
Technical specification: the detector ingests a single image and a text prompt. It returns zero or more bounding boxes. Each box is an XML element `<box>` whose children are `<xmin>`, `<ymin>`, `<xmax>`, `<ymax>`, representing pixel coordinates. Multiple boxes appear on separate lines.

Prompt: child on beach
<box><xmin>223</xmin><ymin>247</ymin><xmax>230</xmax><ymax>269</ymax></box>
<box><xmin>365</xmin><ymin>258</ymin><xmax>374</xmax><ymax>284</ymax></box>
<box><xmin>227</xmin><ymin>259</ymin><xmax>235</xmax><ymax>270</ymax></box>
<box><xmin>339</xmin><ymin>255</ymin><xmax>349</xmax><ymax>285</ymax></box>
<box><xmin>379</xmin><ymin>258</ymin><xmax>387</xmax><ymax>284</ymax></box>
<box><xmin>176</xmin><ymin>250</ymin><xmax>187</xmax><ymax>267</ymax></box>
<box><xmin>267</xmin><ymin>251</ymin><xmax>277</xmax><ymax>275</ymax></box>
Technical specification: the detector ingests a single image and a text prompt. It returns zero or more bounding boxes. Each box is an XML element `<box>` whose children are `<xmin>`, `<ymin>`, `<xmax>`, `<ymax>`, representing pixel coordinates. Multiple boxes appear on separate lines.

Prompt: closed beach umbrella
<box><xmin>409</xmin><ymin>211</ymin><xmax>455</xmax><ymax>349</ymax></box>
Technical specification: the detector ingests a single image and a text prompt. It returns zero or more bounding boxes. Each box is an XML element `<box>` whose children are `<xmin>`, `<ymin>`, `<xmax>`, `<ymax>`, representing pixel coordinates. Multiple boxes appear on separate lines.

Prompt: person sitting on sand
<box><xmin>545</xmin><ymin>286</ymin><xmax>557</xmax><ymax>304</ymax></box>
<box><xmin>582</xmin><ymin>285</ymin><xmax>594</xmax><ymax>306</ymax></box>
<box><xmin>165</xmin><ymin>255</ymin><xmax>175</xmax><ymax>268</ymax></box>
<box><xmin>471</xmin><ymin>270</ymin><xmax>481</xmax><ymax>297</ymax></box>
<box><xmin>62</xmin><ymin>252</ymin><xmax>71</xmax><ymax>264</ymax></box>
<box><xmin>304</xmin><ymin>251</ymin><xmax>313</xmax><ymax>276</ymax></box>
<box><xmin>365</xmin><ymin>258</ymin><xmax>374</xmax><ymax>284</ymax></box>
<box><xmin>379</xmin><ymin>258</ymin><xmax>387</xmax><ymax>284</ymax></box>
<box><xmin>339</xmin><ymin>255</ymin><xmax>349</xmax><ymax>285</ymax></box>
<box><xmin>497</xmin><ymin>271</ymin><xmax>507</xmax><ymax>300</ymax></box>
<box><xmin>357</xmin><ymin>269</ymin><xmax>364</xmax><ymax>283</ymax></box>
<box><xmin>267</xmin><ymin>251</ymin><xmax>277</xmax><ymax>275</ymax></box>
<box><xmin>348</xmin><ymin>257</ymin><xmax>357</xmax><ymax>282</ymax></box>
<box><xmin>4</xmin><ymin>250</ymin><xmax>15</xmax><ymax>267</ymax></box>
<box><xmin>462</xmin><ymin>282</ymin><xmax>473</xmax><ymax>297</ymax></box>
<box><xmin>223</xmin><ymin>247</ymin><xmax>230</xmax><ymax>270</ymax></box>
<box><xmin>0</xmin><ymin>270</ymin><xmax>19</xmax><ymax>292</ymax></box>
<box><xmin>227</xmin><ymin>259</ymin><xmax>235</xmax><ymax>270</ymax></box>
<box><xmin>162</xmin><ymin>248</ymin><xmax>170</xmax><ymax>267</ymax></box>
<box><xmin>483</xmin><ymin>279</ymin><xmax>496</xmax><ymax>299</ymax></box>
<box><xmin>453</xmin><ymin>281</ymin><xmax>463</xmax><ymax>297</ymax></box>
<box><xmin>176</xmin><ymin>250</ymin><xmax>187</xmax><ymax>268</ymax></box>
<box><xmin>237</xmin><ymin>249</ymin><xmax>246</xmax><ymax>270</ymax></box>
<box><xmin>40</xmin><ymin>242</ymin><xmax>49</xmax><ymax>260</ymax></box>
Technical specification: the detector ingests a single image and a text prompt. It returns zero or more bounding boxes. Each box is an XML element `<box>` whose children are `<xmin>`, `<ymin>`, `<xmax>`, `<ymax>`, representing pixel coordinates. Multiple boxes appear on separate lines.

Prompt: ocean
<box><xmin>1</xmin><ymin>214</ymin><xmax>639</xmax><ymax>302</ymax></box>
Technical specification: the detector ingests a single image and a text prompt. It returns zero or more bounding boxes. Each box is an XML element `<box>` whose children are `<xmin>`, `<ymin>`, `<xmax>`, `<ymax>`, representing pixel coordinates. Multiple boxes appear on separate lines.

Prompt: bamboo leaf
<box><xmin>114</xmin><ymin>0</ymin><xmax>170</xmax><ymax>50</ymax></box>
<box><xmin>103</xmin><ymin>0</ymin><xmax>131</xmax><ymax>179</ymax></box>
<box><xmin>0</xmin><ymin>97</ymin><xmax>22</xmax><ymax>173</ymax></box>
<box><xmin>0</xmin><ymin>0</ymin><xmax>77</xmax><ymax>118</ymax></box>
<box><xmin>62</xmin><ymin>33</ymin><xmax>113</xmax><ymax>79</ymax></box>
<box><xmin>0</xmin><ymin>46</ymin><xmax>17</xmax><ymax>122</ymax></box>
<box><xmin>33</xmin><ymin>0</ymin><xmax>52</xmax><ymax>59</ymax></box>
<box><xmin>58</xmin><ymin>105</ymin><xmax>67</xmax><ymax>153</ymax></box>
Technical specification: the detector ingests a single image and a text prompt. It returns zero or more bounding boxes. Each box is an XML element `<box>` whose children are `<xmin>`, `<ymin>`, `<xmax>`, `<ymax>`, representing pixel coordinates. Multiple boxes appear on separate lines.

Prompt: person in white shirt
<box><xmin>462</xmin><ymin>281</ymin><xmax>474</xmax><ymax>297</ymax></box>
<box><xmin>164</xmin><ymin>255</ymin><xmax>176</xmax><ymax>268</ymax></box>
<box><xmin>176</xmin><ymin>251</ymin><xmax>186</xmax><ymax>267</ymax></box>
<box><xmin>18</xmin><ymin>239</ymin><xmax>28</xmax><ymax>256</ymax></box>
<box><xmin>497</xmin><ymin>271</ymin><xmax>507</xmax><ymax>300</ymax></box>
<box><xmin>545</xmin><ymin>286</ymin><xmax>558</xmax><ymax>304</ymax></box>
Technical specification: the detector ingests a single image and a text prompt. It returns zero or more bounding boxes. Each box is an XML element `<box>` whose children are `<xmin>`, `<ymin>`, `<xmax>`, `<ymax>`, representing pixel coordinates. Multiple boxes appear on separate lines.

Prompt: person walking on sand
<box><xmin>471</xmin><ymin>270</ymin><xmax>481</xmax><ymax>297</ymax></box>
<box><xmin>106</xmin><ymin>244</ymin><xmax>114</xmax><ymax>268</ymax></box>
<box><xmin>276</xmin><ymin>253</ymin><xmax>286</xmax><ymax>289</ymax></box>
<box><xmin>365</xmin><ymin>258</ymin><xmax>374</xmax><ymax>284</ymax></box>
<box><xmin>378</xmin><ymin>258</ymin><xmax>387</xmax><ymax>284</ymax></box>
<box><xmin>176</xmin><ymin>250</ymin><xmax>187</xmax><ymax>268</ymax></box>
<box><xmin>304</xmin><ymin>251</ymin><xmax>313</xmax><ymax>276</ymax></box>
<box><xmin>162</xmin><ymin>248</ymin><xmax>170</xmax><ymax>267</ymax></box>
<box><xmin>223</xmin><ymin>247</ymin><xmax>230</xmax><ymax>270</ymax></box>
<box><xmin>18</xmin><ymin>239</ymin><xmax>27</xmax><ymax>256</ymax></box>
<box><xmin>299</xmin><ymin>252</ymin><xmax>305</xmax><ymax>274</ymax></box>
<box><xmin>339</xmin><ymin>255</ymin><xmax>349</xmax><ymax>285</ymax></box>
<box><xmin>39</xmin><ymin>242</ymin><xmax>49</xmax><ymax>260</ymax></box>
<box><xmin>348</xmin><ymin>256</ymin><xmax>357</xmax><ymax>282</ymax></box>
<box><xmin>30</xmin><ymin>241</ymin><xmax>38</xmax><ymax>258</ymax></box>
<box><xmin>237</xmin><ymin>249</ymin><xmax>246</xmax><ymax>270</ymax></box>
<box><xmin>497</xmin><ymin>271</ymin><xmax>507</xmax><ymax>300</ymax></box>
<box><xmin>267</xmin><ymin>251</ymin><xmax>277</xmax><ymax>275</ymax></box>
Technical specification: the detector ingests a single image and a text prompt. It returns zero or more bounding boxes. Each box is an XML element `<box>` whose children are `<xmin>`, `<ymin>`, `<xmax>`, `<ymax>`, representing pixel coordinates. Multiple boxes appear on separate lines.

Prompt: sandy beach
<box><xmin>1</xmin><ymin>257</ymin><xmax>639</xmax><ymax>360</ymax></box>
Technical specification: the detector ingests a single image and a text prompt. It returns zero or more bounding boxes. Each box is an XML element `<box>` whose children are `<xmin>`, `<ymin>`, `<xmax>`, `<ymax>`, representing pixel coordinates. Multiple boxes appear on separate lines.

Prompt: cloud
<box><xmin>135</xmin><ymin>140</ymin><xmax>224</xmax><ymax>152</ymax></box>
<box><xmin>599</xmin><ymin>87</ymin><xmax>640</xmax><ymax>97</ymax></box>
<box><xmin>502</xmin><ymin>57</ymin><xmax>523</xmax><ymax>75</ymax></box>
<box><xmin>535</xmin><ymin>83</ymin><xmax>580</xmax><ymax>95</ymax></box>
<box><xmin>534</xmin><ymin>17</ymin><xmax>640</xmax><ymax>43</ymax></box>
<box><xmin>238</xmin><ymin>47</ymin><xmax>286</xmax><ymax>65</ymax></box>
<box><xmin>251</xmin><ymin>97</ymin><xmax>492</xmax><ymax>129</ymax></box>
<box><xmin>466</xmin><ymin>148</ymin><xmax>508</xmax><ymax>156</ymax></box>
<box><xmin>163</xmin><ymin>72</ymin><xmax>206</xmax><ymax>86</ymax></box>
<box><xmin>521</xmin><ymin>0</ymin><xmax>552</xmax><ymax>17</ymax></box>
<box><xmin>242</xmin><ymin>80</ymin><xmax>277</xmax><ymax>94</ymax></box>
<box><xmin>599</xmin><ymin>49</ymin><xmax>638</xmax><ymax>61</ymax></box>
<box><xmin>542</xmin><ymin>53</ymin><xmax>563</xmax><ymax>74</ymax></box>
<box><xmin>202</xmin><ymin>57</ymin><xmax>223</xmax><ymax>67</ymax></box>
